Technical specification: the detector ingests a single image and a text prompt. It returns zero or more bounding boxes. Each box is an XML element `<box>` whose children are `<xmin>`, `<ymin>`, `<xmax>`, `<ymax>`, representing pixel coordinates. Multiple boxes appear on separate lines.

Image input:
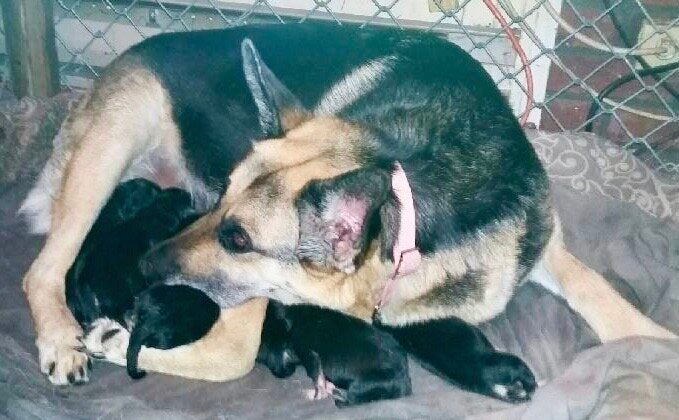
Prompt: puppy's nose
<box><xmin>139</xmin><ymin>244</ymin><xmax>180</xmax><ymax>284</ymax></box>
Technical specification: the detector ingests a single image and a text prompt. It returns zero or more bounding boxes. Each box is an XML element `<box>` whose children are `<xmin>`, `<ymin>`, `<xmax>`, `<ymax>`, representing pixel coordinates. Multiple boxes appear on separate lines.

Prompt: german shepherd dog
<box><xmin>20</xmin><ymin>23</ymin><xmax>674</xmax><ymax>388</ymax></box>
<box><xmin>68</xmin><ymin>179</ymin><xmax>528</xmax><ymax>404</ymax></box>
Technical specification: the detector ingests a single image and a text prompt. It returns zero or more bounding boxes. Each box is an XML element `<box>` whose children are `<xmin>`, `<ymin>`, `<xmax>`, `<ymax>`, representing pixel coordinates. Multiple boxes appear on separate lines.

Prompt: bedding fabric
<box><xmin>0</xmin><ymin>93</ymin><xmax>677</xmax><ymax>419</ymax></box>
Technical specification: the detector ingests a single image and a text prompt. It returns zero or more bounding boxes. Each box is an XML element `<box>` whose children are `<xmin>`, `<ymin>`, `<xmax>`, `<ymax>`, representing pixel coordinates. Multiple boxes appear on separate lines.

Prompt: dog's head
<box><xmin>141</xmin><ymin>39</ymin><xmax>398</xmax><ymax>310</ymax></box>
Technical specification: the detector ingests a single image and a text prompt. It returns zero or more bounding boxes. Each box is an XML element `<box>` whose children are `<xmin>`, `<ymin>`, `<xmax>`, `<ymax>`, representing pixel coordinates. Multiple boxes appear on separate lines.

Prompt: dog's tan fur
<box><xmin>163</xmin><ymin>114</ymin><xmax>678</xmax><ymax>342</ymax></box>
<box><xmin>543</xmin><ymin>236</ymin><xmax>676</xmax><ymax>341</ymax></box>
<box><xmin>22</xmin><ymin>64</ymin><xmax>675</xmax><ymax>386</ymax></box>
<box><xmin>377</xmin><ymin>218</ymin><xmax>527</xmax><ymax>325</ymax></box>
<box><xmin>22</xmin><ymin>67</ymin><xmax>264</xmax><ymax>384</ymax></box>
<box><xmin>164</xmin><ymin>114</ymin><xmax>528</xmax><ymax>326</ymax></box>
<box><xmin>223</xmin><ymin>117</ymin><xmax>363</xmax><ymax>205</ymax></box>
<box><xmin>24</xmin><ymin>67</ymin><xmax>174</xmax><ymax>384</ymax></box>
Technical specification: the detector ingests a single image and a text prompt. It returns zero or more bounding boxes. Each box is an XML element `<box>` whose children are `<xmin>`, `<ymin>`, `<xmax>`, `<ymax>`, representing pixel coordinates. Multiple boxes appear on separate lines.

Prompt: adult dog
<box><xmin>21</xmin><ymin>22</ymin><xmax>675</xmax><ymax>386</ymax></box>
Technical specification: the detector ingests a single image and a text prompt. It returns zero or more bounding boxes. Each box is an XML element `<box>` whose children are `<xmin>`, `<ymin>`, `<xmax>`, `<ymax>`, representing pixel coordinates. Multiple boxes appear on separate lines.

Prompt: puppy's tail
<box><xmin>126</xmin><ymin>328</ymin><xmax>146</xmax><ymax>379</ymax></box>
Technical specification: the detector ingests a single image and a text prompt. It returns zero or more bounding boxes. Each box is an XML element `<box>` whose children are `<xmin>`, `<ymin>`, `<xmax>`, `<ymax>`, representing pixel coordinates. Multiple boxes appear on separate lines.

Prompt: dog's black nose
<box><xmin>138</xmin><ymin>244</ymin><xmax>180</xmax><ymax>284</ymax></box>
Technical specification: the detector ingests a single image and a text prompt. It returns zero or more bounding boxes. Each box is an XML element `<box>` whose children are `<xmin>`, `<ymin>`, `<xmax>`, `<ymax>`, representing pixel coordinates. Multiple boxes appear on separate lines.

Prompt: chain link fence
<box><xmin>30</xmin><ymin>1</ymin><xmax>679</xmax><ymax>173</ymax></box>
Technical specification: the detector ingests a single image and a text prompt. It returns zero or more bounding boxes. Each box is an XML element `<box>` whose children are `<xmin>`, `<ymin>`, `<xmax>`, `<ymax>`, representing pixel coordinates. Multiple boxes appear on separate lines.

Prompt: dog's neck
<box><xmin>297</xmin><ymin>163</ymin><xmax>422</xmax><ymax>321</ymax></box>
<box><xmin>373</xmin><ymin>162</ymin><xmax>421</xmax><ymax>316</ymax></box>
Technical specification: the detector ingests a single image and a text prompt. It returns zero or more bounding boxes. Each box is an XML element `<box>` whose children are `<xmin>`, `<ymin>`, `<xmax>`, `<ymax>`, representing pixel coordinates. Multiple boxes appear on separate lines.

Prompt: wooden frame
<box><xmin>2</xmin><ymin>0</ymin><xmax>60</xmax><ymax>98</ymax></box>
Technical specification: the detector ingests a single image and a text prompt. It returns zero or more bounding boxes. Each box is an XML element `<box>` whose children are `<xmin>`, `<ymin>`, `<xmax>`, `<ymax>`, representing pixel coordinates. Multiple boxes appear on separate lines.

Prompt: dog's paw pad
<box><xmin>82</xmin><ymin>318</ymin><xmax>130</xmax><ymax>366</ymax></box>
<box><xmin>492</xmin><ymin>382</ymin><xmax>528</xmax><ymax>401</ymax></box>
<box><xmin>481</xmin><ymin>353</ymin><xmax>537</xmax><ymax>403</ymax></box>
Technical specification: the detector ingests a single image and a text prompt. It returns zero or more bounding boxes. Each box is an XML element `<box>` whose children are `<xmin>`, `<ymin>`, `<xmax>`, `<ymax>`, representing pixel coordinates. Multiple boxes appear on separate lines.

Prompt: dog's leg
<box><xmin>136</xmin><ymin>298</ymin><xmax>267</xmax><ymax>381</ymax></box>
<box><xmin>544</xmin><ymin>239</ymin><xmax>676</xmax><ymax>342</ymax></box>
<box><xmin>22</xmin><ymin>68</ymin><xmax>172</xmax><ymax>384</ymax></box>
<box><xmin>378</xmin><ymin>318</ymin><xmax>536</xmax><ymax>403</ymax></box>
<box><xmin>19</xmin><ymin>92</ymin><xmax>94</xmax><ymax>234</ymax></box>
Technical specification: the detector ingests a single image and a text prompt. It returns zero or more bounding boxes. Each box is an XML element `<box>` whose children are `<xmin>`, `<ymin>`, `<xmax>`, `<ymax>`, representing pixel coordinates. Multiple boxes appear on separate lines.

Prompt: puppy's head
<box><xmin>98</xmin><ymin>178</ymin><xmax>162</xmax><ymax>228</ymax></box>
<box><xmin>140</xmin><ymin>39</ymin><xmax>396</xmax><ymax>310</ymax></box>
<box><xmin>135</xmin><ymin>187</ymin><xmax>201</xmax><ymax>244</ymax></box>
<box><xmin>257</xmin><ymin>301</ymin><xmax>297</xmax><ymax>378</ymax></box>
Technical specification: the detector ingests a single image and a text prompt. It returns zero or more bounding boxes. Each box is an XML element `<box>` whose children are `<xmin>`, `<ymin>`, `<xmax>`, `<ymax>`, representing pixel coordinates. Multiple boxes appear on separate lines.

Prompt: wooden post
<box><xmin>2</xmin><ymin>0</ymin><xmax>60</xmax><ymax>98</ymax></box>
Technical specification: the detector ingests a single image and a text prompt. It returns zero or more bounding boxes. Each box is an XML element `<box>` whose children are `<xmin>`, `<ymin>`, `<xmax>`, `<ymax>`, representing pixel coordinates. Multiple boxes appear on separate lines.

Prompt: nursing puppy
<box><xmin>126</xmin><ymin>284</ymin><xmax>220</xmax><ymax>379</ymax></box>
<box><xmin>259</xmin><ymin>301</ymin><xmax>535</xmax><ymax>405</ymax></box>
<box><xmin>66</xmin><ymin>180</ymin><xmax>218</xmax><ymax>374</ymax></box>
<box><xmin>21</xmin><ymin>23</ymin><xmax>674</xmax><ymax>387</ymax></box>
<box><xmin>257</xmin><ymin>300</ymin><xmax>412</xmax><ymax>407</ymax></box>
<box><xmin>66</xmin><ymin>179</ymin><xmax>199</xmax><ymax>327</ymax></box>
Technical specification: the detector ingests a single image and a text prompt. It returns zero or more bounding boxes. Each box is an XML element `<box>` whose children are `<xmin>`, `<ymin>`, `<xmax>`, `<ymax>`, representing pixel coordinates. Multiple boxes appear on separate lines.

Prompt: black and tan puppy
<box><xmin>257</xmin><ymin>300</ymin><xmax>411</xmax><ymax>407</ymax></box>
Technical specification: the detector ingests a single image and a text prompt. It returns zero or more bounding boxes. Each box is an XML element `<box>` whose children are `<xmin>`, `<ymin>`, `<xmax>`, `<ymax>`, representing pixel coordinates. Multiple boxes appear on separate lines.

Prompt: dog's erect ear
<box><xmin>241</xmin><ymin>38</ymin><xmax>309</xmax><ymax>137</ymax></box>
<box><xmin>296</xmin><ymin>168</ymin><xmax>391</xmax><ymax>274</ymax></box>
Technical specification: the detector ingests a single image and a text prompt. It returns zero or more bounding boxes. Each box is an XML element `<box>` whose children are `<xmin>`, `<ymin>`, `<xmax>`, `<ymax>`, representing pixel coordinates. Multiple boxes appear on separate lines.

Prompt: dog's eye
<box><xmin>218</xmin><ymin>222</ymin><xmax>252</xmax><ymax>253</ymax></box>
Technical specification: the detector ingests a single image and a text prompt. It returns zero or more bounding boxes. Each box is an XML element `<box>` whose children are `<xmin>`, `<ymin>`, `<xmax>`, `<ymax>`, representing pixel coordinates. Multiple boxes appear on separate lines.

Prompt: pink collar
<box><xmin>373</xmin><ymin>162</ymin><xmax>421</xmax><ymax>318</ymax></box>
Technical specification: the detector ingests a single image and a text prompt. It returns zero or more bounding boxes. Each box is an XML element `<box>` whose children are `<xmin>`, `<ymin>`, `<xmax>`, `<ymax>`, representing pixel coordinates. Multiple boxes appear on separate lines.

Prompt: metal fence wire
<box><xmin>49</xmin><ymin>0</ymin><xmax>679</xmax><ymax>174</ymax></box>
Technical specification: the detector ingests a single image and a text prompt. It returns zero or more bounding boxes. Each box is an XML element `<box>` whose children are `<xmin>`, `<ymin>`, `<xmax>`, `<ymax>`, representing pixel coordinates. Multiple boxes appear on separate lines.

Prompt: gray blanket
<box><xmin>0</xmin><ymin>95</ymin><xmax>677</xmax><ymax>419</ymax></box>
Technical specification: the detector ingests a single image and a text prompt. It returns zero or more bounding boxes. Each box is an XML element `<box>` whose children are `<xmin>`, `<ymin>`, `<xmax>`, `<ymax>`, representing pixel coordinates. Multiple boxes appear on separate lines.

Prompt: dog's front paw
<box><xmin>37</xmin><ymin>331</ymin><xmax>90</xmax><ymax>385</ymax></box>
<box><xmin>81</xmin><ymin>318</ymin><xmax>130</xmax><ymax>366</ymax></box>
<box><xmin>479</xmin><ymin>353</ymin><xmax>537</xmax><ymax>403</ymax></box>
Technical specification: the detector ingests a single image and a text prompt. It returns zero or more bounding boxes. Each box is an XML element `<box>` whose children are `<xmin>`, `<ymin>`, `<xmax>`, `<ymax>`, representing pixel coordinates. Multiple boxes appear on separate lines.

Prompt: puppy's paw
<box><xmin>37</xmin><ymin>329</ymin><xmax>90</xmax><ymax>386</ymax></box>
<box><xmin>305</xmin><ymin>373</ymin><xmax>336</xmax><ymax>401</ymax></box>
<box><xmin>82</xmin><ymin>318</ymin><xmax>130</xmax><ymax>366</ymax></box>
<box><xmin>480</xmin><ymin>353</ymin><xmax>537</xmax><ymax>403</ymax></box>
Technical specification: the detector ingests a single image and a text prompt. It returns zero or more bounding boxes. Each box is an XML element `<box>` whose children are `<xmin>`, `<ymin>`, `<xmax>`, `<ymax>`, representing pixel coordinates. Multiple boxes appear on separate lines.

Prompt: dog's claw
<box><xmin>79</xmin><ymin>318</ymin><xmax>129</xmax><ymax>366</ymax></box>
<box><xmin>331</xmin><ymin>387</ymin><xmax>348</xmax><ymax>403</ymax></box>
<box><xmin>37</xmin><ymin>326</ymin><xmax>91</xmax><ymax>385</ymax></box>
<box><xmin>48</xmin><ymin>362</ymin><xmax>56</xmax><ymax>376</ymax></box>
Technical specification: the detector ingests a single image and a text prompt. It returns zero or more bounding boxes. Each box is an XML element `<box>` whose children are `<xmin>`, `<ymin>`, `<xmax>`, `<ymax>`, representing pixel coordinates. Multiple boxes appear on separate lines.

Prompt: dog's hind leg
<box><xmin>543</xmin><ymin>237</ymin><xmax>676</xmax><ymax>342</ymax></box>
<box><xmin>20</xmin><ymin>92</ymin><xmax>94</xmax><ymax>234</ymax></box>
<box><xmin>22</xmin><ymin>67</ymin><xmax>174</xmax><ymax>385</ymax></box>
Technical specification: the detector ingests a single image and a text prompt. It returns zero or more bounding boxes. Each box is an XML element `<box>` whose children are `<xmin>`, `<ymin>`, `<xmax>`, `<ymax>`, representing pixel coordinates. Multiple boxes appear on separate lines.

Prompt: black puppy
<box><xmin>377</xmin><ymin>318</ymin><xmax>537</xmax><ymax>402</ymax></box>
<box><xmin>257</xmin><ymin>300</ymin><xmax>412</xmax><ymax>407</ymax></box>
<box><xmin>66</xmin><ymin>179</ymin><xmax>199</xmax><ymax>326</ymax></box>
<box><xmin>126</xmin><ymin>284</ymin><xmax>220</xmax><ymax>379</ymax></box>
<box><xmin>66</xmin><ymin>179</ymin><xmax>219</xmax><ymax>377</ymax></box>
